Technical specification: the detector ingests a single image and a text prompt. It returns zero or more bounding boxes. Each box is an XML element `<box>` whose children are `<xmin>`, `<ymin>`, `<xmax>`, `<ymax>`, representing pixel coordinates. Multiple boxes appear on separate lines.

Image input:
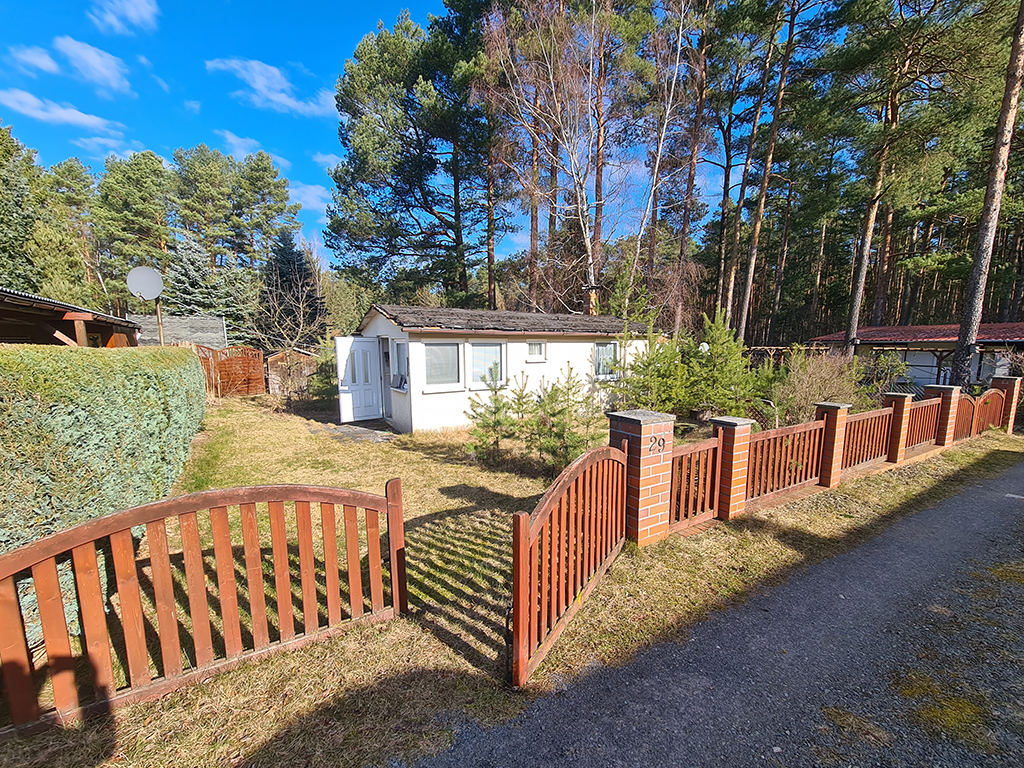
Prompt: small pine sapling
<box><xmin>464</xmin><ymin>362</ymin><xmax>516</xmax><ymax>464</ymax></box>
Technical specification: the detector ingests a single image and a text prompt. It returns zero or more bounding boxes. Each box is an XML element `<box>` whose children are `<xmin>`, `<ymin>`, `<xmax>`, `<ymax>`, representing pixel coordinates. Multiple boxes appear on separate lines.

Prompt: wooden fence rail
<box><xmin>669</xmin><ymin>438</ymin><xmax>719</xmax><ymax>533</ymax></box>
<box><xmin>0</xmin><ymin>482</ymin><xmax>406</xmax><ymax>733</ymax></box>
<box><xmin>954</xmin><ymin>394</ymin><xmax>976</xmax><ymax>442</ymax></box>
<box><xmin>842</xmin><ymin>408</ymin><xmax>893</xmax><ymax>469</ymax></box>
<box><xmin>747</xmin><ymin>421</ymin><xmax>825</xmax><ymax>501</ymax></box>
<box><xmin>907</xmin><ymin>398</ymin><xmax>941</xmax><ymax>448</ymax></box>
<box><xmin>511</xmin><ymin>443</ymin><xmax>627</xmax><ymax>688</ymax></box>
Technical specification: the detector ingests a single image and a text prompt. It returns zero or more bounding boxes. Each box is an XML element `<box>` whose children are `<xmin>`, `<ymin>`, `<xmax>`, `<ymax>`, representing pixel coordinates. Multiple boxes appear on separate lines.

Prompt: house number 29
<box><xmin>648</xmin><ymin>435</ymin><xmax>665</xmax><ymax>454</ymax></box>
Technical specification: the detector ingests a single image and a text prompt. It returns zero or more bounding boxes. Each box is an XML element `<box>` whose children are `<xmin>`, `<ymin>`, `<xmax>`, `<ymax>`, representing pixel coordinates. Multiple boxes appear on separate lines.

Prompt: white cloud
<box><xmin>53</xmin><ymin>36</ymin><xmax>131</xmax><ymax>98</ymax></box>
<box><xmin>89</xmin><ymin>0</ymin><xmax>160</xmax><ymax>34</ymax></box>
<box><xmin>215</xmin><ymin>128</ymin><xmax>260</xmax><ymax>159</ymax></box>
<box><xmin>272</xmin><ymin>154</ymin><xmax>291</xmax><ymax>171</ymax></box>
<box><xmin>184</xmin><ymin>100</ymin><xmax>201</xmax><ymax>113</ymax></box>
<box><xmin>290</xmin><ymin>181</ymin><xmax>332</xmax><ymax>224</ymax></box>
<box><xmin>72</xmin><ymin>135</ymin><xmax>143</xmax><ymax>159</ymax></box>
<box><xmin>312</xmin><ymin>151</ymin><xmax>341</xmax><ymax>170</ymax></box>
<box><xmin>0</xmin><ymin>88</ymin><xmax>121</xmax><ymax>133</ymax></box>
<box><xmin>152</xmin><ymin>75</ymin><xmax>169</xmax><ymax>92</ymax></box>
<box><xmin>205</xmin><ymin>58</ymin><xmax>334</xmax><ymax>117</ymax></box>
<box><xmin>8</xmin><ymin>45</ymin><xmax>60</xmax><ymax>76</ymax></box>
<box><xmin>137</xmin><ymin>54</ymin><xmax>151</xmax><ymax>67</ymax></box>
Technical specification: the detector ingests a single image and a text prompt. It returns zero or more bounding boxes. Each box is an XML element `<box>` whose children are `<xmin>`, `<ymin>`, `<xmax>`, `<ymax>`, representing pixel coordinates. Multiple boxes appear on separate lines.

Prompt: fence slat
<box><xmin>366</xmin><ymin>509</ymin><xmax>384</xmax><ymax>613</ymax></box>
<box><xmin>321</xmin><ymin>503</ymin><xmax>341</xmax><ymax>625</ymax></box>
<box><xmin>386</xmin><ymin>479</ymin><xmax>408</xmax><ymax>615</ymax></box>
<box><xmin>344</xmin><ymin>505</ymin><xmax>363</xmax><ymax>619</ymax></box>
<box><xmin>210</xmin><ymin>506</ymin><xmax>243</xmax><ymax>658</ymax></box>
<box><xmin>0</xmin><ymin>576</ymin><xmax>38</xmax><ymax>723</ymax></box>
<box><xmin>295</xmin><ymin>501</ymin><xmax>318</xmax><ymax>634</ymax></box>
<box><xmin>144</xmin><ymin>521</ymin><xmax>182</xmax><ymax>678</ymax></box>
<box><xmin>110</xmin><ymin>529</ymin><xmax>151</xmax><ymax>687</ymax></box>
<box><xmin>239</xmin><ymin>503</ymin><xmax>269</xmax><ymax>650</ymax></box>
<box><xmin>32</xmin><ymin>558</ymin><xmax>80</xmax><ymax>714</ymax></box>
<box><xmin>268</xmin><ymin>500</ymin><xmax>294</xmax><ymax>641</ymax></box>
<box><xmin>71</xmin><ymin>542</ymin><xmax>117</xmax><ymax>695</ymax></box>
<box><xmin>180</xmin><ymin>511</ymin><xmax>214</xmax><ymax>667</ymax></box>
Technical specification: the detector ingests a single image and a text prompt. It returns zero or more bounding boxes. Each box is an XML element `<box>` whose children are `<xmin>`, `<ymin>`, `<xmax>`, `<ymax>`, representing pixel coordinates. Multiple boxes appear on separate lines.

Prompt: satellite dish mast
<box><xmin>127</xmin><ymin>266</ymin><xmax>166</xmax><ymax>346</ymax></box>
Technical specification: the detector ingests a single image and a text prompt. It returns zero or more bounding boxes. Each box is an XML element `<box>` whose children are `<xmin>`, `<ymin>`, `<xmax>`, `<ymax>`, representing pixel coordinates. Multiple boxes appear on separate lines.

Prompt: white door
<box><xmin>335</xmin><ymin>336</ymin><xmax>383</xmax><ymax>422</ymax></box>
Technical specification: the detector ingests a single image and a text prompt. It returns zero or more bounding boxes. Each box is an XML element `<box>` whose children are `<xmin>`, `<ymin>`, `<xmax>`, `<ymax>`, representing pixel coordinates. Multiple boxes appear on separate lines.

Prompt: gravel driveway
<box><xmin>415</xmin><ymin>458</ymin><xmax>1024</xmax><ymax>767</ymax></box>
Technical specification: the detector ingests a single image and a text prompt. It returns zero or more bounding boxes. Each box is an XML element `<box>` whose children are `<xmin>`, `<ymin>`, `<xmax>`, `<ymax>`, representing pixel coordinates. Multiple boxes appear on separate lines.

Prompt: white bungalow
<box><xmin>334</xmin><ymin>304</ymin><xmax>649</xmax><ymax>432</ymax></box>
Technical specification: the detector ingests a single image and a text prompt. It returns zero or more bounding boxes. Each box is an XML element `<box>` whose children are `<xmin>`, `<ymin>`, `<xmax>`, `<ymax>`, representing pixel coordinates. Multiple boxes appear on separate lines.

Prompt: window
<box><xmin>471</xmin><ymin>343</ymin><xmax>503</xmax><ymax>383</ymax></box>
<box><xmin>425</xmin><ymin>343</ymin><xmax>460</xmax><ymax>386</ymax></box>
<box><xmin>594</xmin><ymin>341</ymin><xmax>618</xmax><ymax>379</ymax></box>
<box><xmin>526</xmin><ymin>341</ymin><xmax>546</xmax><ymax>362</ymax></box>
<box><xmin>392</xmin><ymin>340</ymin><xmax>409</xmax><ymax>390</ymax></box>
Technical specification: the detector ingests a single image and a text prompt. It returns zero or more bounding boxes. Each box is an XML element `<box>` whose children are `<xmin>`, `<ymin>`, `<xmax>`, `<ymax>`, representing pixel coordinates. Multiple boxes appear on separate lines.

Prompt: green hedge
<box><xmin>0</xmin><ymin>345</ymin><xmax>206</xmax><ymax>555</ymax></box>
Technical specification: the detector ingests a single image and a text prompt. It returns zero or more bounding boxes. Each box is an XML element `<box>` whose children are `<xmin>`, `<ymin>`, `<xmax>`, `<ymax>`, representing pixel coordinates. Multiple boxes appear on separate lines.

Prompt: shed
<box><xmin>128</xmin><ymin>314</ymin><xmax>228</xmax><ymax>349</ymax></box>
<box><xmin>810</xmin><ymin>323</ymin><xmax>1024</xmax><ymax>385</ymax></box>
<box><xmin>0</xmin><ymin>286</ymin><xmax>139</xmax><ymax>347</ymax></box>
<box><xmin>335</xmin><ymin>304</ymin><xmax>648</xmax><ymax>432</ymax></box>
<box><xmin>267</xmin><ymin>349</ymin><xmax>318</xmax><ymax>397</ymax></box>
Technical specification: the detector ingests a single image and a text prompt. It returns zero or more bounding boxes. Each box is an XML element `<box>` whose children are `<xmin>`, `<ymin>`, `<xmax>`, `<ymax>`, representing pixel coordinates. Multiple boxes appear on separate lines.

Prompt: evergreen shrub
<box><xmin>0</xmin><ymin>344</ymin><xmax>206</xmax><ymax>555</ymax></box>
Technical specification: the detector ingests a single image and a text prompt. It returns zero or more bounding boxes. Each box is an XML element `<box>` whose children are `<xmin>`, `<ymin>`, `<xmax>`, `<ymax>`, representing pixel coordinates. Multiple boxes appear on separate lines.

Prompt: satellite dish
<box><xmin>127</xmin><ymin>266</ymin><xmax>164</xmax><ymax>300</ymax></box>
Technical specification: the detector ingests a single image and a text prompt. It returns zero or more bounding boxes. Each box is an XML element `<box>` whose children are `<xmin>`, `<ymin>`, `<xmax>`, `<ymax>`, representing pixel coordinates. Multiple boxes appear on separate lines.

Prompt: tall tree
<box><xmin>0</xmin><ymin>124</ymin><xmax>39</xmax><ymax>292</ymax></box>
<box><xmin>951</xmin><ymin>0</ymin><xmax>1024</xmax><ymax>385</ymax></box>
<box><xmin>230</xmin><ymin>151</ymin><xmax>300</xmax><ymax>268</ymax></box>
<box><xmin>173</xmin><ymin>144</ymin><xmax>235</xmax><ymax>264</ymax></box>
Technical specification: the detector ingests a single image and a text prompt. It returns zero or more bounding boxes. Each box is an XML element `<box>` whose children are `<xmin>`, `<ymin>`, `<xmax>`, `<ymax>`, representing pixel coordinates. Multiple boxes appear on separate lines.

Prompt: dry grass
<box><xmin>3</xmin><ymin>401</ymin><xmax>1022</xmax><ymax>768</ymax></box>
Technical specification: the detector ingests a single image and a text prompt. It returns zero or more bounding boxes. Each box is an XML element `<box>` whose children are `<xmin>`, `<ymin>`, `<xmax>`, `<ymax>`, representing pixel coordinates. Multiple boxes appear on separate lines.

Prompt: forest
<box><xmin>2</xmin><ymin>0</ymin><xmax>1023</xmax><ymax>353</ymax></box>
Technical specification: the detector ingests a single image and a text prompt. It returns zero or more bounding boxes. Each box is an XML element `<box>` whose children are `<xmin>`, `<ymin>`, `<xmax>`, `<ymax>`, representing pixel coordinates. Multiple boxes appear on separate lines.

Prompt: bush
<box><xmin>0</xmin><ymin>345</ymin><xmax>206</xmax><ymax>554</ymax></box>
<box><xmin>769</xmin><ymin>348</ymin><xmax>875</xmax><ymax>425</ymax></box>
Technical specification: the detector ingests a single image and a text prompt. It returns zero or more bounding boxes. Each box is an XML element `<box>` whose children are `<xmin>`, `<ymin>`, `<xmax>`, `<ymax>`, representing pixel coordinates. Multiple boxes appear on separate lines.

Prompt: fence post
<box><xmin>814</xmin><ymin>402</ymin><xmax>851</xmax><ymax>488</ymax></box>
<box><xmin>510</xmin><ymin>510</ymin><xmax>529</xmax><ymax>687</ymax></box>
<box><xmin>882</xmin><ymin>392</ymin><xmax>914</xmax><ymax>465</ymax></box>
<box><xmin>923</xmin><ymin>385</ymin><xmax>960</xmax><ymax>446</ymax></box>
<box><xmin>385</xmin><ymin>478</ymin><xmax>408</xmax><ymax>615</ymax></box>
<box><xmin>608</xmin><ymin>410</ymin><xmax>675</xmax><ymax>547</ymax></box>
<box><xmin>990</xmin><ymin>376</ymin><xmax>1022</xmax><ymax>434</ymax></box>
<box><xmin>710</xmin><ymin>416</ymin><xmax>755</xmax><ymax>520</ymax></box>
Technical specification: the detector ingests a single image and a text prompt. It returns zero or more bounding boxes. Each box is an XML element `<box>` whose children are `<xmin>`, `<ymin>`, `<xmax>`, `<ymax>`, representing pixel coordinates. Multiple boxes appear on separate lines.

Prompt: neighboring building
<box><xmin>336</xmin><ymin>304</ymin><xmax>649</xmax><ymax>432</ymax></box>
<box><xmin>128</xmin><ymin>314</ymin><xmax>228</xmax><ymax>349</ymax></box>
<box><xmin>811</xmin><ymin>323</ymin><xmax>1024</xmax><ymax>385</ymax></box>
<box><xmin>0</xmin><ymin>286</ymin><xmax>139</xmax><ymax>347</ymax></box>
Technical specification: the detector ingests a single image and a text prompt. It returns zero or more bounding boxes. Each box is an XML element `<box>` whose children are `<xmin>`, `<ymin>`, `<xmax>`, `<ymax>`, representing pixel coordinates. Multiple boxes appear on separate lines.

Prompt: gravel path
<box><xmin>415</xmin><ymin>459</ymin><xmax>1024</xmax><ymax>767</ymax></box>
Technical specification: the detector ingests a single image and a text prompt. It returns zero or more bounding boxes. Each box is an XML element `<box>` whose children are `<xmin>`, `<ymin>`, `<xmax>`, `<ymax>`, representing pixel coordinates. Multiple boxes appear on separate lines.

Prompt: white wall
<box><xmin>406</xmin><ymin>335</ymin><xmax>646</xmax><ymax>432</ymax></box>
<box><xmin>357</xmin><ymin>313</ymin><xmax>414</xmax><ymax>433</ymax></box>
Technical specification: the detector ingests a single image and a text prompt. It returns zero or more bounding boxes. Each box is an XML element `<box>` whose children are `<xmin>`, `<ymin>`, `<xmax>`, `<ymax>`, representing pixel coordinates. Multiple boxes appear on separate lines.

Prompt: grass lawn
<box><xmin>3</xmin><ymin>399</ymin><xmax>1023</xmax><ymax>768</ymax></box>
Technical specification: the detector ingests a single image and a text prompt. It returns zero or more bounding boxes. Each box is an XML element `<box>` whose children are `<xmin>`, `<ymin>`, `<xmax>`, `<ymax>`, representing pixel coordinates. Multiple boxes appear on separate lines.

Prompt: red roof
<box><xmin>811</xmin><ymin>323</ymin><xmax>1024</xmax><ymax>344</ymax></box>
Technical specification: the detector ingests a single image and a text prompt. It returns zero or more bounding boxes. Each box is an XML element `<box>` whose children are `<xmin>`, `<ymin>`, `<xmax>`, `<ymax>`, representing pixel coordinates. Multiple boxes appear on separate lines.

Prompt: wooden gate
<box><xmin>669</xmin><ymin>438</ymin><xmax>718</xmax><ymax>532</ymax></box>
<box><xmin>954</xmin><ymin>394</ymin><xmax>976</xmax><ymax>442</ymax></box>
<box><xmin>0</xmin><ymin>482</ymin><xmax>406</xmax><ymax>733</ymax></box>
<box><xmin>510</xmin><ymin>443</ymin><xmax>627</xmax><ymax>687</ymax></box>
<box><xmin>974</xmin><ymin>389</ymin><xmax>1006</xmax><ymax>434</ymax></box>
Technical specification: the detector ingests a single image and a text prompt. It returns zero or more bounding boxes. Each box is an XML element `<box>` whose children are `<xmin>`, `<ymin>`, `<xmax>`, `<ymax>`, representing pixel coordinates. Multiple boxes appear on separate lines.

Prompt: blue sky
<box><xmin>0</xmin><ymin>0</ymin><xmax>448</xmax><ymax>244</ymax></box>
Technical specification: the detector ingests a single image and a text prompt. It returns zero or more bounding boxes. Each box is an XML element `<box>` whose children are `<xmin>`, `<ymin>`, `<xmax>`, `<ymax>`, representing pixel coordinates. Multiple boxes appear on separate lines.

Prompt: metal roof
<box><xmin>811</xmin><ymin>323</ymin><xmax>1024</xmax><ymax>345</ymax></box>
<box><xmin>358</xmin><ymin>304</ymin><xmax>646</xmax><ymax>336</ymax></box>
<box><xmin>0</xmin><ymin>286</ymin><xmax>140</xmax><ymax>330</ymax></box>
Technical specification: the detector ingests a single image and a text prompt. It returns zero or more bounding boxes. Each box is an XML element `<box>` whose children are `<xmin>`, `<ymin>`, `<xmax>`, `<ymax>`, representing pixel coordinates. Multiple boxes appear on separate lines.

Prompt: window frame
<box><xmin>525</xmin><ymin>340</ymin><xmax>547</xmax><ymax>363</ymax></box>
<box><xmin>594</xmin><ymin>340</ymin><xmax>619</xmax><ymax>380</ymax></box>
<box><xmin>423</xmin><ymin>341</ymin><xmax>464</xmax><ymax>393</ymax></box>
<box><xmin>391</xmin><ymin>339</ymin><xmax>409</xmax><ymax>392</ymax></box>
<box><xmin>468</xmin><ymin>341</ymin><xmax>506</xmax><ymax>389</ymax></box>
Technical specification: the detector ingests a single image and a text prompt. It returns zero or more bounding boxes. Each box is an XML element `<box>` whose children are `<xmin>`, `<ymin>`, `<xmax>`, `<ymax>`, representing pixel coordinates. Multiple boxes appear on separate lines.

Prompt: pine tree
<box><xmin>173</xmin><ymin>144</ymin><xmax>235</xmax><ymax>265</ymax></box>
<box><xmin>230</xmin><ymin>151</ymin><xmax>299</xmax><ymax>268</ymax></box>
<box><xmin>0</xmin><ymin>124</ymin><xmax>39</xmax><ymax>292</ymax></box>
<box><xmin>164</xmin><ymin>234</ymin><xmax>225</xmax><ymax>315</ymax></box>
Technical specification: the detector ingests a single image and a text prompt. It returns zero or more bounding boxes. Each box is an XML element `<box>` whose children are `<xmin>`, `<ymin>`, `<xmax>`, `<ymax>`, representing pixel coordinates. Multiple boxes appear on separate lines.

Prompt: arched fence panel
<box><xmin>510</xmin><ymin>443</ymin><xmax>628</xmax><ymax>688</ymax></box>
<box><xmin>974</xmin><ymin>389</ymin><xmax>1006</xmax><ymax>434</ymax></box>
<box><xmin>0</xmin><ymin>483</ymin><xmax>405</xmax><ymax>734</ymax></box>
<box><xmin>954</xmin><ymin>395</ymin><xmax>976</xmax><ymax>442</ymax></box>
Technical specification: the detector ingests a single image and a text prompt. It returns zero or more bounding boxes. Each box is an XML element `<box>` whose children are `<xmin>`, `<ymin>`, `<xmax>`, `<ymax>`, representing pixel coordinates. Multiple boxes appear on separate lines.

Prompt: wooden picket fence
<box><xmin>747</xmin><ymin>421</ymin><xmax>825</xmax><ymax>501</ymax></box>
<box><xmin>907</xmin><ymin>398</ymin><xmax>941</xmax><ymax>448</ymax></box>
<box><xmin>975</xmin><ymin>389</ymin><xmax>1006</xmax><ymax>434</ymax></box>
<box><xmin>668</xmin><ymin>438</ymin><xmax>719</xmax><ymax>533</ymax></box>
<box><xmin>0</xmin><ymin>483</ymin><xmax>406</xmax><ymax>733</ymax></box>
<box><xmin>510</xmin><ymin>443</ymin><xmax>628</xmax><ymax>688</ymax></box>
<box><xmin>177</xmin><ymin>343</ymin><xmax>266</xmax><ymax>397</ymax></box>
<box><xmin>842</xmin><ymin>408</ymin><xmax>893</xmax><ymax>469</ymax></box>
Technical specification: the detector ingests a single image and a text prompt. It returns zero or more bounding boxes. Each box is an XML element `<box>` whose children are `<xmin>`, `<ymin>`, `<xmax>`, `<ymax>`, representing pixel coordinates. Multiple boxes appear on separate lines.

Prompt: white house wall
<box><xmin>357</xmin><ymin>313</ymin><xmax>414</xmax><ymax>433</ymax></box>
<box><xmin>406</xmin><ymin>334</ymin><xmax>645</xmax><ymax>432</ymax></box>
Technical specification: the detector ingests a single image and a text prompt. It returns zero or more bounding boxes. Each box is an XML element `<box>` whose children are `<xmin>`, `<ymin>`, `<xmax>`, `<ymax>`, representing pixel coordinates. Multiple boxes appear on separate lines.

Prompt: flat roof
<box><xmin>359</xmin><ymin>304</ymin><xmax>647</xmax><ymax>337</ymax></box>
<box><xmin>0</xmin><ymin>286</ymin><xmax>140</xmax><ymax>330</ymax></box>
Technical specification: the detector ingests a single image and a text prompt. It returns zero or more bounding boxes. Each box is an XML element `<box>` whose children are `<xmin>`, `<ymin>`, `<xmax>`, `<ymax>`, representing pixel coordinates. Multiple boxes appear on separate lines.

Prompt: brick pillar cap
<box><xmin>923</xmin><ymin>385</ymin><xmax>960</xmax><ymax>392</ymax></box>
<box><xmin>991</xmin><ymin>376</ymin><xmax>1022</xmax><ymax>383</ymax></box>
<box><xmin>814</xmin><ymin>401</ymin><xmax>853</xmax><ymax>410</ymax></box>
<box><xmin>607</xmin><ymin>409</ymin><xmax>676</xmax><ymax>425</ymax></box>
<box><xmin>709</xmin><ymin>415</ymin><xmax>756</xmax><ymax>428</ymax></box>
<box><xmin>882</xmin><ymin>392</ymin><xmax>914</xmax><ymax>400</ymax></box>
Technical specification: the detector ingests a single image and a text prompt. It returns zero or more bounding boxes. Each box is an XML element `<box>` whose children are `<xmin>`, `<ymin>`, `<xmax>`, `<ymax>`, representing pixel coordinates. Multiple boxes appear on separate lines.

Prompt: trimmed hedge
<box><xmin>0</xmin><ymin>345</ymin><xmax>206</xmax><ymax>555</ymax></box>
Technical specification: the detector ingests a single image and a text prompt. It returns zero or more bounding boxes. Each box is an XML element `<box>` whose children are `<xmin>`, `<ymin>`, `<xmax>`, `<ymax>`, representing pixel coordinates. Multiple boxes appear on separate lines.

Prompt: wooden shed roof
<box><xmin>812</xmin><ymin>323</ymin><xmax>1024</xmax><ymax>345</ymax></box>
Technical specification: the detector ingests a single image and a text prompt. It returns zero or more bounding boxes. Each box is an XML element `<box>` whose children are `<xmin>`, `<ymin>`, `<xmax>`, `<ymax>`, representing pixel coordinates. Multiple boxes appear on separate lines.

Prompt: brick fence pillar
<box><xmin>814</xmin><ymin>402</ymin><xmax>851</xmax><ymax>488</ymax></box>
<box><xmin>990</xmin><ymin>376</ymin><xmax>1022</xmax><ymax>434</ymax></box>
<box><xmin>608</xmin><ymin>410</ymin><xmax>675</xmax><ymax>547</ymax></box>
<box><xmin>710</xmin><ymin>416</ymin><xmax>755</xmax><ymax>521</ymax></box>
<box><xmin>882</xmin><ymin>392</ymin><xmax>914</xmax><ymax>465</ymax></box>
<box><xmin>923</xmin><ymin>385</ymin><xmax>960</xmax><ymax>446</ymax></box>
